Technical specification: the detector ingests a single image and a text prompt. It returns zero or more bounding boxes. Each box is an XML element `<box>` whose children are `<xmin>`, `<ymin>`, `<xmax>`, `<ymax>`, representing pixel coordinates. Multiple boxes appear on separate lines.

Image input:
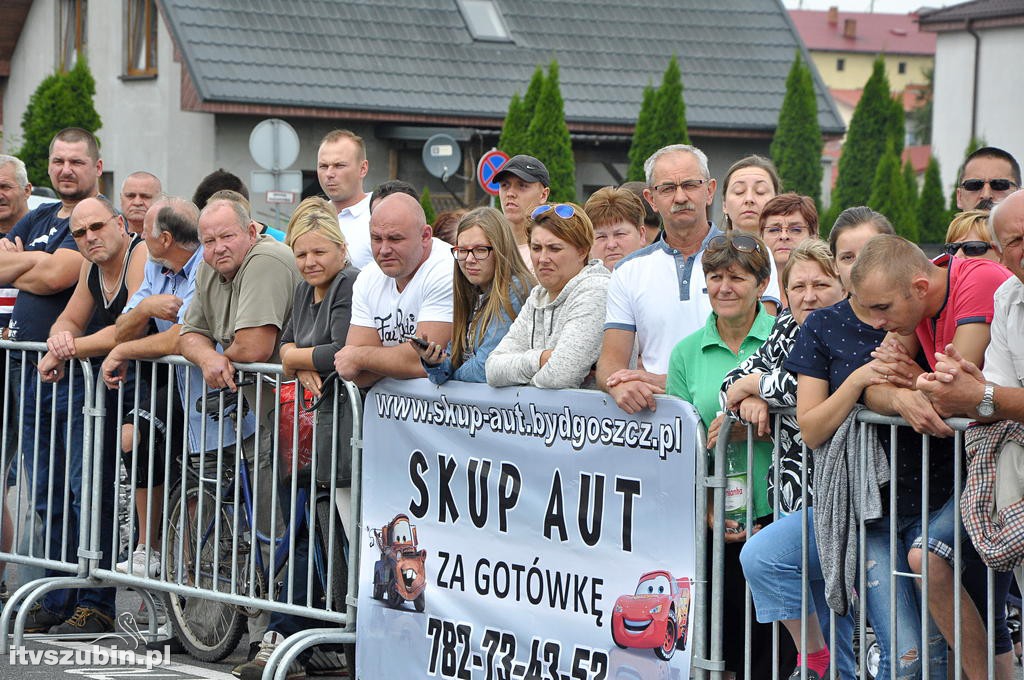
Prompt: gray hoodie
<box><xmin>485</xmin><ymin>260</ymin><xmax>610</xmax><ymax>389</ymax></box>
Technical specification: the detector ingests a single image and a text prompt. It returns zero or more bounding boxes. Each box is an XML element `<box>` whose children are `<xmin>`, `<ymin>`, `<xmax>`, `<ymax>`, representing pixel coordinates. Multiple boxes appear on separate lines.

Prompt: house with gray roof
<box><xmin>1</xmin><ymin>0</ymin><xmax>843</xmax><ymax>222</ymax></box>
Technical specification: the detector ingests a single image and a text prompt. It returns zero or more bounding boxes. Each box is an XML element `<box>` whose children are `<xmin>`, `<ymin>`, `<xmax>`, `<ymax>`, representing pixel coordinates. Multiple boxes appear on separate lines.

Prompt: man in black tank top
<box><xmin>32</xmin><ymin>196</ymin><xmax>147</xmax><ymax>634</ymax></box>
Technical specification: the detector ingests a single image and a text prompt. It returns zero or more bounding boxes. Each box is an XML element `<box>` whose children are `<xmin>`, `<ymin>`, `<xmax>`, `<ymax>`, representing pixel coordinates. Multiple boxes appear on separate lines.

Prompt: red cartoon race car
<box><xmin>370</xmin><ymin>513</ymin><xmax>427</xmax><ymax>612</ymax></box>
<box><xmin>612</xmin><ymin>571</ymin><xmax>691</xmax><ymax>660</ymax></box>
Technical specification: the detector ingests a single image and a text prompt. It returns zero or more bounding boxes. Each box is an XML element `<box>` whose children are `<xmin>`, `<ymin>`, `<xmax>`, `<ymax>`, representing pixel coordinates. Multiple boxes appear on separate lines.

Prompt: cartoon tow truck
<box><xmin>611</xmin><ymin>571</ymin><xmax>691</xmax><ymax>660</ymax></box>
<box><xmin>370</xmin><ymin>513</ymin><xmax>427</xmax><ymax>612</ymax></box>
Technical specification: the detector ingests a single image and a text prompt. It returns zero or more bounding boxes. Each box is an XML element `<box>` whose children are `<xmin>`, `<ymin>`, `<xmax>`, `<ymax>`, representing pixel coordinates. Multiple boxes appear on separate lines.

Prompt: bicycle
<box><xmin>161</xmin><ymin>379</ymin><xmax>349</xmax><ymax>663</ymax></box>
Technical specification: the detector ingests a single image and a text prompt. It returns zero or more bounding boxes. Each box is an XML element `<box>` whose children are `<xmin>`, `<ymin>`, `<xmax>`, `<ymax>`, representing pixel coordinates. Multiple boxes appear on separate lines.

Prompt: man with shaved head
<box><xmin>333</xmin><ymin>192</ymin><xmax>453</xmax><ymax>385</ymax></box>
<box><xmin>119</xmin><ymin>171</ymin><xmax>162</xmax><ymax>234</ymax></box>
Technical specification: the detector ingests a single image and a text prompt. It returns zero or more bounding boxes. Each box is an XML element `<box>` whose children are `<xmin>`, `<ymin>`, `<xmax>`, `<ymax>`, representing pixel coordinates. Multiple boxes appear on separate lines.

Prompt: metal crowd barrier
<box><xmin>0</xmin><ymin>348</ymin><xmax>363</xmax><ymax>680</ymax></box>
<box><xmin>0</xmin><ymin>340</ymin><xmax>102</xmax><ymax>649</ymax></box>
<box><xmin>695</xmin><ymin>407</ymin><xmax>1011</xmax><ymax>680</ymax></box>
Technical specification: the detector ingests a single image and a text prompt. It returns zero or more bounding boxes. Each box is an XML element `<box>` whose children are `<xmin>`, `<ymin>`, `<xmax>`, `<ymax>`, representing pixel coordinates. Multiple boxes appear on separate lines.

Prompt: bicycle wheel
<box><xmin>163</xmin><ymin>480</ymin><xmax>247</xmax><ymax>662</ymax></box>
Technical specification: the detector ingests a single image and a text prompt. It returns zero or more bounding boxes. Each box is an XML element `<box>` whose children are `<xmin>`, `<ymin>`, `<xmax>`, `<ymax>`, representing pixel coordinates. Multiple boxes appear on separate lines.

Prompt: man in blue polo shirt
<box><xmin>596</xmin><ymin>144</ymin><xmax>780</xmax><ymax>414</ymax></box>
<box><xmin>0</xmin><ymin>128</ymin><xmax>106</xmax><ymax>634</ymax></box>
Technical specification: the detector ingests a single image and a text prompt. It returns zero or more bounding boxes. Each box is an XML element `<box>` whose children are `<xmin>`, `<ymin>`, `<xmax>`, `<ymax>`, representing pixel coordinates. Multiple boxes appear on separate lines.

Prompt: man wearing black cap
<box><xmin>495</xmin><ymin>154</ymin><xmax>550</xmax><ymax>269</ymax></box>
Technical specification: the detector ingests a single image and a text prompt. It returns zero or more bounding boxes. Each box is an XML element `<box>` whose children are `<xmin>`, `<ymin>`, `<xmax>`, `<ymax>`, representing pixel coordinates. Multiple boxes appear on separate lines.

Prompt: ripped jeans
<box><xmin>863</xmin><ymin>496</ymin><xmax>957</xmax><ymax>680</ymax></box>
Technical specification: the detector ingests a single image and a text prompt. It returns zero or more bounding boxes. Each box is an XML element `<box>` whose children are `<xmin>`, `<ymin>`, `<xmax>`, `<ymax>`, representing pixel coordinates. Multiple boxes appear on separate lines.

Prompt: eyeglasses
<box><xmin>707</xmin><ymin>233</ymin><xmax>763</xmax><ymax>254</ymax></box>
<box><xmin>71</xmin><ymin>214</ymin><xmax>119</xmax><ymax>239</ymax></box>
<box><xmin>942</xmin><ymin>240</ymin><xmax>994</xmax><ymax>257</ymax></box>
<box><xmin>959</xmin><ymin>178</ymin><xmax>1018</xmax><ymax>192</ymax></box>
<box><xmin>531</xmin><ymin>204</ymin><xmax>576</xmax><ymax>221</ymax></box>
<box><xmin>451</xmin><ymin>245</ymin><xmax>494</xmax><ymax>261</ymax></box>
<box><xmin>763</xmin><ymin>225</ymin><xmax>808</xmax><ymax>237</ymax></box>
<box><xmin>650</xmin><ymin>179</ymin><xmax>708</xmax><ymax>197</ymax></box>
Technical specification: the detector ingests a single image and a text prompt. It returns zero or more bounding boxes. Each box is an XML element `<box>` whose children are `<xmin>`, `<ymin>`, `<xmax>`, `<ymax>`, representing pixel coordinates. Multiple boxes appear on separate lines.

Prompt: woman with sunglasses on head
<box><xmin>943</xmin><ymin>210</ymin><xmax>1001</xmax><ymax>262</ymax></box>
<box><xmin>666</xmin><ymin>231</ymin><xmax>796</xmax><ymax>679</ymax></box>
<box><xmin>413</xmin><ymin>208</ymin><xmax>534</xmax><ymax>383</ymax></box>
<box><xmin>486</xmin><ymin>203</ymin><xmax>610</xmax><ymax>389</ymax></box>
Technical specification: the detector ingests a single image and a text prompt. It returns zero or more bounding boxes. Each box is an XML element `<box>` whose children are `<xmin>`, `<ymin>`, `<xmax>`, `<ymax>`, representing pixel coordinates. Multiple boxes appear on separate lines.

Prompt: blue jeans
<box><xmin>863</xmin><ymin>496</ymin><xmax>958</xmax><ymax>680</ymax></box>
<box><xmin>741</xmin><ymin>508</ymin><xmax>857</xmax><ymax>680</ymax></box>
<box><xmin>21</xmin><ymin>368</ymin><xmax>116</xmax><ymax>618</ymax></box>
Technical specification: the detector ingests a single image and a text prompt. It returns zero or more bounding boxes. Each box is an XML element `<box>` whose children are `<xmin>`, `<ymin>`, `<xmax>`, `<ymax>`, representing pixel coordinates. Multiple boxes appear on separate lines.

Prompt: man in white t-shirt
<box><xmin>317</xmin><ymin>129</ymin><xmax>373</xmax><ymax>268</ymax></box>
<box><xmin>596</xmin><ymin>143</ymin><xmax>780</xmax><ymax>413</ymax></box>
<box><xmin>334</xmin><ymin>192</ymin><xmax>453</xmax><ymax>386</ymax></box>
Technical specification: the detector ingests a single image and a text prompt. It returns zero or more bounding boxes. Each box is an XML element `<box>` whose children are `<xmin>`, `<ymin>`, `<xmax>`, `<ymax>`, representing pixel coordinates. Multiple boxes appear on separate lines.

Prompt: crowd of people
<box><xmin>0</xmin><ymin>126</ymin><xmax>1022</xmax><ymax>680</ymax></box>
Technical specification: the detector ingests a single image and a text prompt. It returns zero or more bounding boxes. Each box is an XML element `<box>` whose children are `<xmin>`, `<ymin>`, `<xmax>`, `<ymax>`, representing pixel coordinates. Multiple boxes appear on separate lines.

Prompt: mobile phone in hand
<box><xmin>403</xmin><ymin>333</ymin><xmax>430</xmax><ymax>350</ymax></box>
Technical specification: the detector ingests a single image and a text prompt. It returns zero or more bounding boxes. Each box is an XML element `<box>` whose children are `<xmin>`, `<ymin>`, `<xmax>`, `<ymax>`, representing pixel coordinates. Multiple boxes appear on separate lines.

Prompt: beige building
<box><xmin>790</xmin><ymin>7</ymin><xmax>935</xmax><ymax>93</ymax></box>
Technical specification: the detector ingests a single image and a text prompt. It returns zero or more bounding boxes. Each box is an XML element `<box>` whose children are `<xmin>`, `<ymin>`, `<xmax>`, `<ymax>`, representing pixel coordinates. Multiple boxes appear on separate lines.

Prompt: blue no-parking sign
<box><xmin>477</xmin><ymin>149</ymin><xmax>510</xmax><ymax>196</ymax></box>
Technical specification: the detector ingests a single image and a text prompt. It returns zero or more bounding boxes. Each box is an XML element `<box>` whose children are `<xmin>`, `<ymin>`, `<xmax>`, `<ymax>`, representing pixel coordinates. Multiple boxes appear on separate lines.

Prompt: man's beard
<box><xmin>56</xmin><ymin>184</ymin><xmax>95</xmax><ymax>203</ymax></box>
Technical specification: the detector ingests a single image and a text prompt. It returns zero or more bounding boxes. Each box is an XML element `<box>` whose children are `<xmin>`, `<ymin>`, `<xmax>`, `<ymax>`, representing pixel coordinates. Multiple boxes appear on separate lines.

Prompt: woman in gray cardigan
<box><xmin>485</xmin><ymin>202</ymin><xmax>609</xmax><ymax>389</ymax></box>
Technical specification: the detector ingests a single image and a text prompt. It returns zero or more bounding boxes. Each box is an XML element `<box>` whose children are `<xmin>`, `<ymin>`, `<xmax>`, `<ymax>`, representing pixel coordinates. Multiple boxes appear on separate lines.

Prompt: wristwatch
<box><xmin>976</xmin><ymin>383</ymin><xmax>996</xmax><ymax>418</ymax></box>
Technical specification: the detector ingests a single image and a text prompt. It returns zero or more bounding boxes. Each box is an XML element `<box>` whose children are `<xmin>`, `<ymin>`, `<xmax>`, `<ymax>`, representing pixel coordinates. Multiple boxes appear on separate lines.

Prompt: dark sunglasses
<box><xmin>707</xmin><ymin>233</ymin><xmax>763</xmax><ymax>254</ymax></box>
<box><xmin>71</xmin><ymin>214</ymin><xmax>119</xmax><ymax>239</ymax></box>
<box><xmin>943</xmin><ymin>240</ymin><xmax>994</xmax><ymax>257</ymax></box>
<box><xmin>959</xmin><ymin>178</ymin><xmax>1018</xmax><ymax>192</ymax></box>
<box><xmin>531</xmin><ymin>204</ymin><xmax>576</xmax><ymax>221</ymax></box>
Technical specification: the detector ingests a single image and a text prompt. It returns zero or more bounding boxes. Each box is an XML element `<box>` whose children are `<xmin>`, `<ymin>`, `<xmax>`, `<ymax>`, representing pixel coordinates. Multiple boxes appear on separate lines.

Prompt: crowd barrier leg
<box><xmin>0</xmin><ymin>344</ymin><xmax>102</xmax><ymax>652</ymax></box>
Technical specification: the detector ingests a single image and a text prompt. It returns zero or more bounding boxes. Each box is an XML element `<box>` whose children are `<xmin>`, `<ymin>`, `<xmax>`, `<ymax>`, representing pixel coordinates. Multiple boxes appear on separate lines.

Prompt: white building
<box><xmin>919</xmin><ymin>1</ymin><xmax>1024</xmax><ymax>192</ymax></box>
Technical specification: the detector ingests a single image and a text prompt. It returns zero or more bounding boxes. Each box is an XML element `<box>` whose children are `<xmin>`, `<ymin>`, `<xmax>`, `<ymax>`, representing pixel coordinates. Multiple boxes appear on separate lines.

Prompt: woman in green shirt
<box><xmin>666</xmin><ymin>230</ymin><xmax>791</xmax><ymax>679</ymax></box>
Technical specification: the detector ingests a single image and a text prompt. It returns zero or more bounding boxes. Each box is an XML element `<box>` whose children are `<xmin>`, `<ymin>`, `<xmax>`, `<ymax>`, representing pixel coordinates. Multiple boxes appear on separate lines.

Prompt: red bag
<box><xmin>278</xmin><ymin>381</ymin><xmax>316</xmax><ymax>473</ymax></box>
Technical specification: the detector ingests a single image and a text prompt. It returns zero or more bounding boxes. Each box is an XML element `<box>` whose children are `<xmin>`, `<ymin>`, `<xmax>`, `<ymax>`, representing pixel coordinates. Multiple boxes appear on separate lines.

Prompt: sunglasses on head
<box><xmin>706</xmin><ymin>233</ymin><xmax>762</xmax><ymax>254</ymax></box>
<box><xmin>959</xmin><ymin>178</ymin><xmax>1017</xmax><ymax>192</ymax></box>
<box><xmin>942</xmin><ymin>240</ymin><xmax>993</xmax><ymax>257</ymax></box>
<box><xmin>530</xmin><ymin>204</ymin><xmax>576</xmax><ymax>221</ymax></box>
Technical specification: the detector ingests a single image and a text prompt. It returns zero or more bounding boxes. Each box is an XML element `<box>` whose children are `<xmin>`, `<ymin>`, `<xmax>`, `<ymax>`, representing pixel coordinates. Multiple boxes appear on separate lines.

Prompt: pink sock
<box><xmin>797</xmin><ymin>647</ymin><xmax>830</xmax><ymax>676</ymax></box>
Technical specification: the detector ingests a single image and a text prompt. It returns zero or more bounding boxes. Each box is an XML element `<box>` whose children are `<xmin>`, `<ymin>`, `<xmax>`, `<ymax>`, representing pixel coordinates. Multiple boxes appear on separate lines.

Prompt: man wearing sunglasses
<box><xmin>957</xmin><ymin>147</ymin><xmax>1021</xmax><ymax>211</ymax></box>
<box><xmin>598</xmin><ymin>144</ymin><xmax>780</xmax><ymax>414</ymax></box>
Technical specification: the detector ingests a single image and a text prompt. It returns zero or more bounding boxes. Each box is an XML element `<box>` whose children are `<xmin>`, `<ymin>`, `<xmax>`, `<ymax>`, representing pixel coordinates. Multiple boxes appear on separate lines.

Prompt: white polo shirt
<box><xmin>604</xmin><ymin>226</ymin><xmax>781</xmax><ymax>375</ymax></box>
<box><xmin>350</xmin><ymin>238</ymin><xmax>454</xmax><ymax>345</ymax></box>
<box><xmin>338</xmin><ymin>192</ymin><xmax>373</xmax><ymax>269</ymax></box>
<box><xmin>984</xmin><ymin>276</ymin><xmax>1024</xmax><ymax>389</ymax></box>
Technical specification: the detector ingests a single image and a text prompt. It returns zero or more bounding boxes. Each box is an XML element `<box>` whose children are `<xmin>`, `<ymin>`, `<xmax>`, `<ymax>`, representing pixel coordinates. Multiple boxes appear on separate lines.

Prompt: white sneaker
<box><xmin>115</xmin><ymin>546</ymin><xmax>161</xmax><ymax>577</ymax></box>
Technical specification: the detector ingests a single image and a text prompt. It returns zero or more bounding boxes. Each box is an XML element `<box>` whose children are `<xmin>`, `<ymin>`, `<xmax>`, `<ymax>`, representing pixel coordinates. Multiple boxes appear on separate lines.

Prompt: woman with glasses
<box><xmin>722</xmin><ymin>155</ymin><xmax>781</xmax><ymax>234</ymax></box>
<box><xmin>666</xmin><ymin>231</ymin><xmax>795</xmax><ymax>679</ymax></box>
<box><xmin>486</xmin><ymin>202</ymin><xmax>609</xmax><ymax>389</ymax></box>
<box><xmin>943</xmin><ymin>210</ymin><xmax>1001</xmax><ymax>263</ymax></box>
<box><xmin>413</xmin><ymin>208</ymin><xmax>534</xmax><ymax>383</ymax></box>
<box><xmin>758</xmin><ymin>194</ymin><xmax>818</xmax><ymax>308</ymax></box>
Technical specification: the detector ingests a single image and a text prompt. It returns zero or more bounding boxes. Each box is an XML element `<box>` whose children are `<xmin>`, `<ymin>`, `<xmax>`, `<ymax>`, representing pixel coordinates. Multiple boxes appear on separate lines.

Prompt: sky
<box><xmin>782</xmin><ymin>0</ymin><xmax>951</xmax><ymax>12</ymax></box>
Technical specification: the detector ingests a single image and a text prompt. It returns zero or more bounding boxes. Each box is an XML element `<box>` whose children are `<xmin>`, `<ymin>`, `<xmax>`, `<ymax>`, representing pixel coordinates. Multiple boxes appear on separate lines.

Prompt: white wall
<box><xmin>932</xmin><ymin>27</ymin><xmax>1024</xmax><ymax>195</ymax></box>
<box><xmin>2</xmin><ymin>0</ymin><xmax>215</xmax><ymax>199</ymax></box>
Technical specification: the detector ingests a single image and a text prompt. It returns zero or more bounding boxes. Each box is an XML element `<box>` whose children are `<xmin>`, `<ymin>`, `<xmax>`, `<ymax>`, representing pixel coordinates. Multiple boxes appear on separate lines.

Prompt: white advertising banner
<box><xmin>357</xmin><ymin>378</ymin><xmax>700</xmax><ymax>680</ymax></box>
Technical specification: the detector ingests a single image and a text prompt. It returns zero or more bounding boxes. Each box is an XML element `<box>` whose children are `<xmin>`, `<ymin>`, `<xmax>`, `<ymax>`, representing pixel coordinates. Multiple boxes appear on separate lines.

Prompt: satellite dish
<box><xmin>249</xmin><ymin>118</ymin><xmax>300</xmax><ymax>171</ymax></box>
<box><xmin>422</xmin><ymin>134</ymin><xmax>462</xmax><ymax>180</ymax></box>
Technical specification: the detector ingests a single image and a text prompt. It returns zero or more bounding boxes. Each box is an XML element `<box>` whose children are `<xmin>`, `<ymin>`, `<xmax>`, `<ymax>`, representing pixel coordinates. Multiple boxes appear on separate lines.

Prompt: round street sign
<box><xmin>477</xmin><ymin>149</ymin><xmax>510</xmax><ymax>196</ymax></box>
<box><xmin>249</xmin><ymin>118</ymin><xmax>300</xmax><ymax>171</ymax></box>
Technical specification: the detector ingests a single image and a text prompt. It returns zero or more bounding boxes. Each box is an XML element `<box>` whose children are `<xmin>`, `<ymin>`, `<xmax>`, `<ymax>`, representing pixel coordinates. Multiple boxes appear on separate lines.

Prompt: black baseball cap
<box><xmin>494</xmin><ymin>155</ymin><xmax>550</xmax><ymax>187</ymax></box>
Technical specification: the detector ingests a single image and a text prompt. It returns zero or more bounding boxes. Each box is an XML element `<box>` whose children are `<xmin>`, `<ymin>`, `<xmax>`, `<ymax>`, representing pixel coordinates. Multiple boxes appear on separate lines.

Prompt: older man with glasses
<box><xmin>595</xmin><ymin>144</ymin><xmax>781</xmax><ymax>414</ymax></box>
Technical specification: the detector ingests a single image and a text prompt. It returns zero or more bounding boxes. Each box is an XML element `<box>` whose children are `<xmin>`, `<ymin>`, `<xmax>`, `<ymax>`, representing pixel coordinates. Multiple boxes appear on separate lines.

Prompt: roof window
<box><xmin>457</xmin><ymin>0</ymin><xmax>512</xmax><ymax>42</ymax></box>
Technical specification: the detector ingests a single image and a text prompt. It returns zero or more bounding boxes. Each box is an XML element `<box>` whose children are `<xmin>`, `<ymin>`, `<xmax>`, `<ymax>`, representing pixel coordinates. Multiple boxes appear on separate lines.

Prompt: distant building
<box><xmin>919</xmin><ymin>0</ymin><xmax>1024</xmax><ymax>195</ymax></box>
<box><xmin>2</xmin><ymin>0</ymin><xmax>843</xmax><ymax>221</ymax></box>
<box><xmin>789</xmin><ymin>6</ymin><xmax>935</xmax><ymax>93</ymax></box>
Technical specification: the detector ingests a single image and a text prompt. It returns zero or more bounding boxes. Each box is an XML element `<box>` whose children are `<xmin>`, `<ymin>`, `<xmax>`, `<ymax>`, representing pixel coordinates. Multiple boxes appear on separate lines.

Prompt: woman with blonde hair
<box><xmin>943</xmin><ymin>209</ymin><xmax>1000</xmax><ymax>262</ymax></box>
<box><xmin>415</xmin><ymin>207</ymin><xmax>535</xmax><ymax>383</ymax></box>
<box><xmin>486</xmin><ymin>202</ymin><xmax>610</xmax><ymax>389</ymax></box>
